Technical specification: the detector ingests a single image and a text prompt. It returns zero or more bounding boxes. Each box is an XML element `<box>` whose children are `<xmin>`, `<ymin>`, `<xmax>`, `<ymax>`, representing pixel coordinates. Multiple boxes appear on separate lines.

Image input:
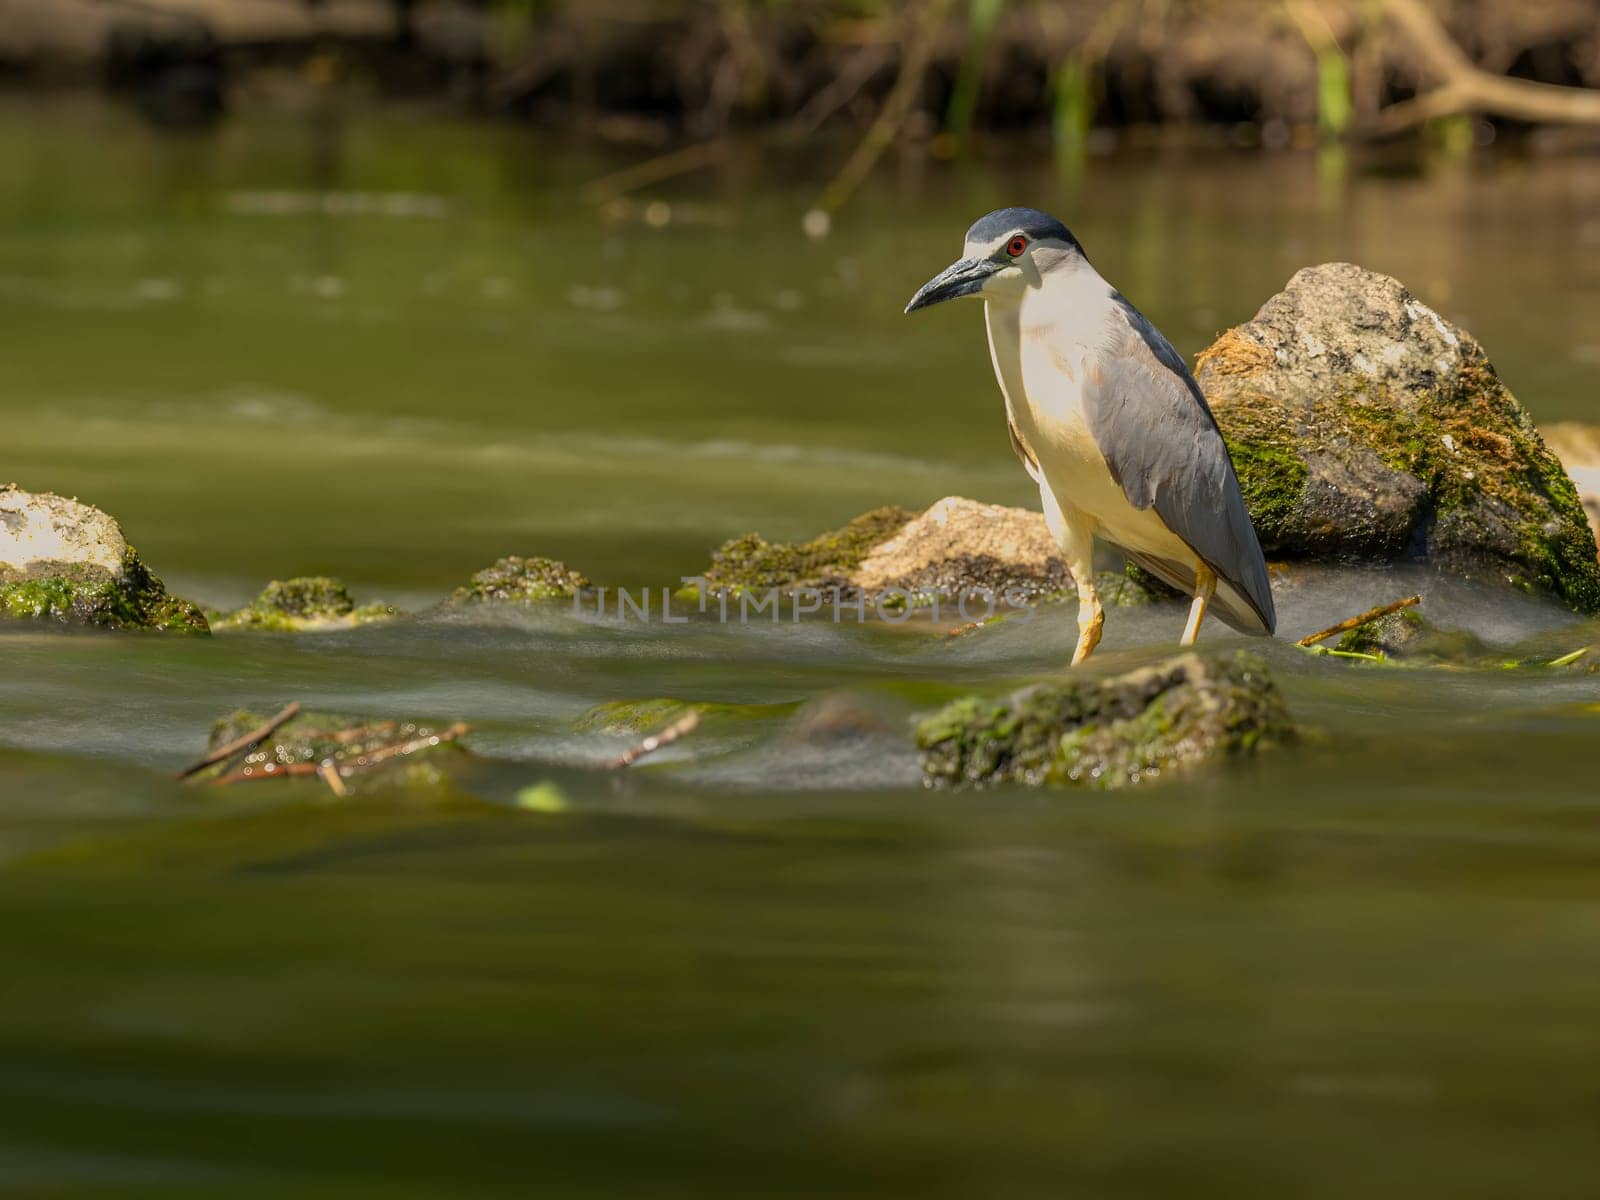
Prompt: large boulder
<box><xmin>916</xmin><ymin>651</ymin><xmax>1292</xmax><ymax>790</ymax></box>
<box><xmin>0</xmin><ymin>484</ymin><xmax>207</xmax><ymax>633</ymax></box>
<box><xmin>1543</xmin><ymin>423</ymin><xmax>1600</xmax><ymax>560</ymax></box>
<box><xmin>1197</xmin><ymin>263</ymin><xmax>1600</xmax><ymax>613</ymax></box>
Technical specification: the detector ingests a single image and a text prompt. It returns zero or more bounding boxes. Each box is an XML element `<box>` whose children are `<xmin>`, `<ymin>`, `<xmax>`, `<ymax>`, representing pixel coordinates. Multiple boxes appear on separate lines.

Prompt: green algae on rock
<box><xmin>917</xmin><ymin>652</ymin><xmax>1293</xmax><ymax>790</ymax></box>
<box><xmin>211</xmin><ymin>576</ymin><xmax>398</xmax><ymax>632</ymax></box>
<box><xmin>0</xmin><ymin>485</ymin><xmax>207</xmax><ymax>633</ymax></box>
<box><xmin>1196</xmin><ymin>263</ymin><xmax>1600</xmax><ymax>613</ymax></box>
<box><xmin>688</xmin><ymin>499</ymin><xmax>1189</xmax><ymax>614</ymax></box>
<box><xmin>448</xmin><ymin>556</ymin><xmax>590</xmax><ymax>605</ymax></box>
<box><xmin>1334</xmin><ymin>608</ymin><xmax>1488</xmax><ymax>664</ymax></box>
<box><xmin>693</xmin><ymin>506</ymin><xmax>914</xmax><ymax>597</ymax></box>
<box><xmin>1098</xmin><ymin>563</ymin><xmax>1184</xmax><ymax>608</ymax></box>
<box><xmin>195</xmin><ymin>708</ymin><xmax>471</xmax><ymax>793</ymax></box>
<box><xmin>691</xmin><ymin>497</ymin><xmax>1157</xmax><ymax>610</ymax></box>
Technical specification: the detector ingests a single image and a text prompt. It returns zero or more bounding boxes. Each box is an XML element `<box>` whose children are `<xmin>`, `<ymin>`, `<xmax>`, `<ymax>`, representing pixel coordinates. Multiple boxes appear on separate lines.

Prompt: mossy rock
<box><xmin>211</xmin><ymin>576</ymin><xmax>398</xmax><ymax>632</ymax></box>
<box><xmin>1197</xmin><ymin>264</ymin><xmax>1600</xmax><ymax>614</ymax></box>
<box><xmin>916</xmin><ymin>651</ymin><xmax>1293</xmax><ymax>790</ymax></box>
<box><xmin>691</xmin><ymin>506</ymin><xmax>914</xmax><ymax>597</ymax></box>
<box><xmin>448</xmin><ymin>556</ymin><xmax>590</xmax><ymax>605</ymax></box>
<box><xmin>849</xmin><ymin>497</ymin><xmax>1074</xmax><ymax>603</ymax></box>
<box><xmin>0</xmin><ymin>485</ymin><xmax>207</xmax><ymax>634</ymax></box>
<box><xmin>688</xmin><ymin>499</ymin><xmax>1169</xmax><ymax>615</ymax></box>
<box><xmin>1097</xmin><ymin>563</ymin><xmax>1184</xmax><ymax>608</ymax></box>
<box><xmin>1333</xmin><ymin>607</ymin><xmax>1488</xmax><ymax>663</ymax></box>
<box><xmin>195</xmin><ymin>708</ymin><xmax>470</xmax><ymax>794</ymax></box>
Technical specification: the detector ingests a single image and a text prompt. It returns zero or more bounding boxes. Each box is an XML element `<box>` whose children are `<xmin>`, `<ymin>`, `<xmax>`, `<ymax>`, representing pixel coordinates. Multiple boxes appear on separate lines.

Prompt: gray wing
<box><xmin>1084</xmin><ymin>295</ymin><xmax>1276</xmax><ymax>636</ymax></box>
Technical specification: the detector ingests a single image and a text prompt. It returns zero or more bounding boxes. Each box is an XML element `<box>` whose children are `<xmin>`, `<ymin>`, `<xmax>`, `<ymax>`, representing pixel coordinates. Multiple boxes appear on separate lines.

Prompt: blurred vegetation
<box><xmin>7</xmin><ymin>0</ymin><xmax>1600</xmax><ymax>147</ymax></box>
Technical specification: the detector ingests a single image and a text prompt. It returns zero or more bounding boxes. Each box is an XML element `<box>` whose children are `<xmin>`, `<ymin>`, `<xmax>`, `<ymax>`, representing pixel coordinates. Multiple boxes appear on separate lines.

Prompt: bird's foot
<box><xmin>1071</xmin><ymin>609</ymin><xmax>1104</xmax><ymax>666</ymax></box>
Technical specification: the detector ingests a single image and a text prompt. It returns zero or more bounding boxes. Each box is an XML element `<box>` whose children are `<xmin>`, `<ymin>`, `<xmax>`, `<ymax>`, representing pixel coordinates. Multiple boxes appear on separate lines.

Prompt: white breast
<box><xmin>984</xmin><ymin>267</ymin><xmax>1191</xmax><ymax>562</ymax></box>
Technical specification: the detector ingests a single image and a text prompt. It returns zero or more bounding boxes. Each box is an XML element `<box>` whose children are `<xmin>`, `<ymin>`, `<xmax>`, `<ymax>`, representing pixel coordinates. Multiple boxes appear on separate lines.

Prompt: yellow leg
<box><xmin>1181</xmin><ymin>561</ymin><xmax>1216</xmax><ymax>647</ymax></box>
<box><xmin>1072</xmin><ymin>574</ymin><xmax>1104</xmax><ymax>665</ymax></box>
<box><xmin>1039</xmin><ymin>480</ymin><xmax>1102</xmax><ymax>667</ymax></box>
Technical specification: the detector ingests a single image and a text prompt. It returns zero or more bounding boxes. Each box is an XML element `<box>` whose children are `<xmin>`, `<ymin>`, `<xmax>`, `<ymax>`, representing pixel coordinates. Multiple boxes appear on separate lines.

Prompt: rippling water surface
<box><xmin>3</xmin><ymin>97</ymin><xmax>1600</xmax><ymax>1195</ymax></box>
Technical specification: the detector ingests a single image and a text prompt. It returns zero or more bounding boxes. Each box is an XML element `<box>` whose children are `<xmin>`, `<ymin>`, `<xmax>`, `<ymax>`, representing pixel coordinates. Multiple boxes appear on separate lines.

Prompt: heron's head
<box><xmin>904</xmin><ymin>207</ymin><xmax>1083</xmax><ymax>314</ymax></box>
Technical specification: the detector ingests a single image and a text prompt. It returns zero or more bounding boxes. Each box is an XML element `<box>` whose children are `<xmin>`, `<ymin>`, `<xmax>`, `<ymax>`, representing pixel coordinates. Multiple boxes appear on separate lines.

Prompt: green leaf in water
<box><xmin>515</xmin><ymin>782</ymin><xmax>570</xmax><ymax>814</ymax></box>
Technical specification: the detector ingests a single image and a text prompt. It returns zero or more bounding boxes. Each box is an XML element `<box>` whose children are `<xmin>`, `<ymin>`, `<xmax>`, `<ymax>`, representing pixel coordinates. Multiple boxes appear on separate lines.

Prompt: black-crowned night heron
<box><xmin>906</xmin><ymin>206</ymin><xmax>1275</xmax><ymax>665</ymax></box>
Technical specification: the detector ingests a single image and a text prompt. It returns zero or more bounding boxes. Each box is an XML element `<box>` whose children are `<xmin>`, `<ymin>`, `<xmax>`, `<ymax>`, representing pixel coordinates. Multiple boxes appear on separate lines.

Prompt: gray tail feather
<box><xmin>1117</xmin><ymin>549</ymin><xmax>1274</xmax><ymax>637</ymax></box>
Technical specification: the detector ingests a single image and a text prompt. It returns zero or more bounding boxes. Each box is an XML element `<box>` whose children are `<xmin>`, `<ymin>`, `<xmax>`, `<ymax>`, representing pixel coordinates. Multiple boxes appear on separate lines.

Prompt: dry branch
<box><xmin>212</xmin><ymin>760</ymin><xmax>321</xmax><ymax>785</ymax></box>
<box><xmin>792</xmin><ymin>43</ymin><xmax>895</xmax><ymax>134</ymax></box>
<box><xmin>1375</xmin><ymin>0</ymin><xmax>1600</xmax><ymax>134</ymax></box>
<box><xmin>317</xmin><ymin>759</ymin><xmax>349</xmax><ymax>797</ymax></box>
<box><xmin>807</xmin><ymin>0</ymin><xmax>956</xmax><ymax>224</ymax></box>
<box><xmin>583</xmin><ymin>140</ymin><xmax>730</xmax><ymax>202</ymax></box>
<box><xmin>1296</xmin><ymin>594</ymin><xmax>1422</xmax><ymax>647</ymax></box>
<box><xmin>345</xmin><ymin>722</ymin><xmax>470</xmax><ymax>769</ymax></box>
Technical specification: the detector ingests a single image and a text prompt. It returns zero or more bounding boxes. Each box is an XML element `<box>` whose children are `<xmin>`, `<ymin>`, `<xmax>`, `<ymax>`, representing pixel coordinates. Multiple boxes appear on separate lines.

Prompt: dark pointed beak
<box><xmin>904</xmin><ymin>257</ymin><xmax>996</xmax><ymax>314</ymax></box>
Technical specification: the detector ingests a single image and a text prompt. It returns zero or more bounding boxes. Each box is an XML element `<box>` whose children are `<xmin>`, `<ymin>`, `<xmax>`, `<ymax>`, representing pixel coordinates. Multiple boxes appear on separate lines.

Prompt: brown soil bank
<box><xmin>6</xmin><ymin>0</ymin><xmax>1600</xmax><ymax>138</ymax></box>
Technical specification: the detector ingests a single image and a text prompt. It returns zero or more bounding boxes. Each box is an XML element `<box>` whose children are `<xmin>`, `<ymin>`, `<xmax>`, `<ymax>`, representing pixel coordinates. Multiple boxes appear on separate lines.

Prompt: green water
<box><xmin>3</xmin><ymin>96</ymin><xmax>1600</xmax><ymax>1195</ymax></box>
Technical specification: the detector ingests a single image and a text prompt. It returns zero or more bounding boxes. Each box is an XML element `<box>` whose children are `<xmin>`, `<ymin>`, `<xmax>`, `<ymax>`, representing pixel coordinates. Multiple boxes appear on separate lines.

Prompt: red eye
<box><xmin>1006</xmin><ymin>235</ymin><xmax>1028</xmax><ymax>257</ymax></box>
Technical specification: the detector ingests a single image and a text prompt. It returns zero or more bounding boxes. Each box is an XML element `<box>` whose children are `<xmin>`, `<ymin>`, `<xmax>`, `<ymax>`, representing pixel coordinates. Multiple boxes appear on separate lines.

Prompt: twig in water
<box><xmin>209</xmin><ymin>723</ymin><xmax>469</xmax><ymax>788</ymax></box>
<box><xmin>344</xmin><ymin>723</ymin><xmax>471</xmax><ymax>770</ymax></box>
<box><xmin>212</xmin><ymin>761</ymin><xmax>321</xmax><ymax>786</ymax></box>
<box><xmin>607</xmin><ymin>710</ymin><xmax>701</xmax><ymax>770</ymax></box>
<box><xmin>1547</xmin><ymin>647</ymin><xmax>1590</xmax><ymax>669</ymax></box>
<box><xmin>316</xmin><ymin>759</ymin><xmax>349</xmax><ymax>797</ymax></box>
<box><xmin>1296</xmin><ymin>595</ymin><xmax>1422</xmax><ymax>647</ymax></box>
<box><xmin>948</xmin><ymin>615</ymin><xmax>1002</xmax><ymax>637</ymax></box>
<box><xmin>177</xmin><ymin>702</ymin><xmax>301</xmax><ymax>780</ymax></box>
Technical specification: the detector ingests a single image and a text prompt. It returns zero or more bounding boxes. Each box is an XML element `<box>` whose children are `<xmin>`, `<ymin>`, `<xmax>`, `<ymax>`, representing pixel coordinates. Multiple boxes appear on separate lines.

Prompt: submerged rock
<box><xmin>193</xmin><ymin>707</ymin><xmax>471</xmax><ymax>793</ymax></box>
<box><xmin>0</xmin><ymin>484</ymin><xmax>207</xmax><ymax>633</ymax></box>
<box><xmin>573</xmin><ymin>696</ymin><xmax>797</xmax><ymax>737</ymax></box>
<box><xmin>211</xmin><ymin>576</ymin><xmax>398</xmax><ymax>632</ymax></box>
<box><xmin>574</xmin><ymin>697</ymin><xmax>703</xmax><ymax>736</ymax></box>
<box><xmin>916</xmin><ymin>651</ymin><xmax>1292</xmax><ymax>790</ymax></box>
<box><xmin>1196</xmin><ymin>263</ymin><xmax>1600</xmax><ymax>613</ymax></box>
<box><xmin>1333</xmin><ymin>608</ymin><xmax>1488</xmax><ymax>663</ymax></box>
<box><xmin>448</xmin><ymin>555</ymin><xmax>590</xmax><ymax>605</ymax></box>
